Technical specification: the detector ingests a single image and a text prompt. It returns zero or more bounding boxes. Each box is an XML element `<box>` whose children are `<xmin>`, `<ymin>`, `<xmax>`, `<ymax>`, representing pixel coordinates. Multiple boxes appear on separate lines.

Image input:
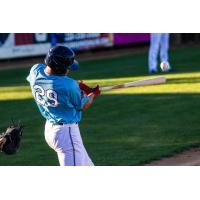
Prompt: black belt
<box><xmin>53</xmin><ymin>122</ymin><xmax>78</xmax><ymax>125</ymax></box>
<box><xmin>54</xmin><ymin>122</ymin><xmax>64</xmax><ymax>125</ymax></box>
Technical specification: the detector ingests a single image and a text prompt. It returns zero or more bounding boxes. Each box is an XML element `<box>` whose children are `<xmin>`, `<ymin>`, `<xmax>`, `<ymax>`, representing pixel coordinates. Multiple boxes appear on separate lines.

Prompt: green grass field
<box><xmin>1</xmin><ymin>46</ymin><xmax>200</xmax><ymax>166</ymax></box>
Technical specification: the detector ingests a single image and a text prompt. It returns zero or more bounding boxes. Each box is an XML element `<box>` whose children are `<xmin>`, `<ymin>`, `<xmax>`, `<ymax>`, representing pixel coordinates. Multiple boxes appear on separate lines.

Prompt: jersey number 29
<box><xmin>33</xmin><ymin>85</ymin><xmax>58</xmax><ymax>107</ymax></box>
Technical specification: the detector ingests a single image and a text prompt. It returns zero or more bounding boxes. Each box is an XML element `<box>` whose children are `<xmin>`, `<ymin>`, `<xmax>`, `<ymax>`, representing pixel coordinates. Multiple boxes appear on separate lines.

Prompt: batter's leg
<box><xmin>44</xmin><ymin>121</ymin><xmax>76</xmax><ymax>166</ymax></box>
<box><xmin>160</xmin><ymin>33</ymin><xmax>170</xmax><ymax>65</ymax></box>
<box><xmin>45</xmin><ymin>121</ymin><xmax>94</xmax><ymax>166</ymax></box>
<box><xmin>148</xmin><ymin>33</ymin><xmax>162</xmax><ymax>73</ymax></box>
<box><xmin>67</xmin><ymin>124</ymin><xmax>94</xmax><ymax>166</ymax></box>
<box><xmin>55</xmin><ymin>126</ymin><xmax>77</xmax><ymax>166</ymax></box>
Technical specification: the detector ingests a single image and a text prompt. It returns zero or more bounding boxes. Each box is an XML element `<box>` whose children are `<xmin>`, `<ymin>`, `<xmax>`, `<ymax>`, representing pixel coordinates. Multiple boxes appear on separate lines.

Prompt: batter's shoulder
<box><xmin>27</xmin><ymin>63</ymin><xmax>46</xmax><ymax>83</ymax></box>
<box><xmin>30</xmin><ymin>63</ymin><xmax>45</xmax><ymax>73</ymax></box>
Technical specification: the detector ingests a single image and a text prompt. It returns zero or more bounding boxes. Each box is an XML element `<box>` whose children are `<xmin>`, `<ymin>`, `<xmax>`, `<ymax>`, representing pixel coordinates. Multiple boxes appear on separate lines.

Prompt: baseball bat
<box><xmin>100</xmin><ymin>76</ymin><xmax>166</xmax><ymax>91</ymax></box>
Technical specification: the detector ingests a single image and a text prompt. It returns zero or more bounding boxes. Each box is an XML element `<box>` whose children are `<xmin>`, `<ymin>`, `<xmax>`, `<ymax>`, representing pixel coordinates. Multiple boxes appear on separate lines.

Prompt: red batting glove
<box><xmin>92</xmin><ymin>85</ymin><xmax>101</xmax><ymax>97</ymax></box>
<box><xmin>79</xmin><ymin>81</ymin><xmax>93</xmax><ymax>95</ymax></box>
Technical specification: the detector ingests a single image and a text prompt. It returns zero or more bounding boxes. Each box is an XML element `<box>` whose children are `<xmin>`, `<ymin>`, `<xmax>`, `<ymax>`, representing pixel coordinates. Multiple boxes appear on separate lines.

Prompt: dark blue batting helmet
<box><xmin>45</xmin><ymin>45</ymin><xmax>79</xmax><ymax>74</ymax></box>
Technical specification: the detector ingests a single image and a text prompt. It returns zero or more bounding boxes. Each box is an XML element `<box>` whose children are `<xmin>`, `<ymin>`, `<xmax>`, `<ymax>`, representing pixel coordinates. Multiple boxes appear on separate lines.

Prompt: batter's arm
<box><xmin>69</xmin><ymin>80</ymin><xmax>100</xmax><ymax>111</ymax></box>
<box><xmin>82</xmin><ymin>85</ymin><xmax>101</xmax><ymax>110</ymax></box>
<box><xmin>82</xmin><ymin>93</ymin><xmax>95</xmax><ymax>110</ymax></box>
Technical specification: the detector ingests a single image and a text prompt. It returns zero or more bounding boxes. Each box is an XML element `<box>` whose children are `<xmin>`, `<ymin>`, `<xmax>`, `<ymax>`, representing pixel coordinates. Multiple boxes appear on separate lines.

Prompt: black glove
<box><xmin>0</xmin><ymin>122</ymin><xmax>24</xmax><ymax>155</ymax></box>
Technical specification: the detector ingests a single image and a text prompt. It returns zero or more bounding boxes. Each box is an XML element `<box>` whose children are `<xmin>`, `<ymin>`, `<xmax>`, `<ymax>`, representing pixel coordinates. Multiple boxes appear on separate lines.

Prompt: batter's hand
<box><xmin>78</xmin><ymin>81</ymin><xmax>93</xmax><ymax>95</ymax></box>
<box><xmin>92</xmin><ymin>85</ymin><xmax>101</xmax><ymax>97</ymax></box>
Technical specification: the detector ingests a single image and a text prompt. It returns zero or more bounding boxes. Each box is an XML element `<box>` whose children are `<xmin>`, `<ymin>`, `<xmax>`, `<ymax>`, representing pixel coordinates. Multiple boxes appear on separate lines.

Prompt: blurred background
<box><xmin>0</xmin><ymin>33</ymin><xmax>200</xmax><ymax>62</ymax></box>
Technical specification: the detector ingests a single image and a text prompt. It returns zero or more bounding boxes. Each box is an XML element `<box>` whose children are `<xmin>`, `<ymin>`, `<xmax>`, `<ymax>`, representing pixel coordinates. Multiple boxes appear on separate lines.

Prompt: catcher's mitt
<box><xmin>0</xmin><ymin>121</ymin><xmax>24</xmax><ymax>155</ymax></box>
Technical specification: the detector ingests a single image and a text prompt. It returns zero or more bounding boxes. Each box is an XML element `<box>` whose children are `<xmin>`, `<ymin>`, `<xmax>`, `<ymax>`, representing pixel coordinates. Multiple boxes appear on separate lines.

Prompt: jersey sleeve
<box><xmin>26</xmin><ymin>64</ymin><xmax>45</xmax><ymax>84</ymax></box>
<box><xmin>68</xmin><ymin>80</ymin><xmax>89</xmax><ymax>111</ymax></box>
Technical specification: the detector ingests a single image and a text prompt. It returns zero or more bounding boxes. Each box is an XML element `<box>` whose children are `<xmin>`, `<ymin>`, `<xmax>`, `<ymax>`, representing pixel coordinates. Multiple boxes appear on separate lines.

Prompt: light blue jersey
<box><xmin>27</xmin><ymin>64</ymin><xmax>89</xmax><ymax>124</ymax></box>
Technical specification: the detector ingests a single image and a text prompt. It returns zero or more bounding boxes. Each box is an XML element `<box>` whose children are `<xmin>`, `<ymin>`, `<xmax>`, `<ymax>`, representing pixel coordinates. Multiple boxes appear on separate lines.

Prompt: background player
<box><xmin>148</xmin><ymin>33</ymin><xmax>171</xmax><ymax>73</ymax></box>
<box><xmin>26</xmin><ymin>45</ymin><xmax>100</xmax><ymax>166</ymax></box>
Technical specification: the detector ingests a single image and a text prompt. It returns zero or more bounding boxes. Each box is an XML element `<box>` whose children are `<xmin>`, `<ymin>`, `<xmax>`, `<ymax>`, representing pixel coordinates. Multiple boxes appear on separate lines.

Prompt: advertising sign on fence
<box><xmin>0</xmin><ymin>33</ymin><xmax>150</xmax><ymax>59</ymax></box>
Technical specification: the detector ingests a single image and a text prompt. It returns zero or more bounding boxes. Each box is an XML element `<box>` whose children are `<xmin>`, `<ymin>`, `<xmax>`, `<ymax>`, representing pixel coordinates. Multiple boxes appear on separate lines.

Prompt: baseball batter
<box><xmin>26</xmin><ymin>46</ymin><xmax>100</xmax><ymax>166</ymax></box>
<box><xmin>148</xmin><ymin>33</ymin><xmax>171</xmax><ymax>73</ymax></box>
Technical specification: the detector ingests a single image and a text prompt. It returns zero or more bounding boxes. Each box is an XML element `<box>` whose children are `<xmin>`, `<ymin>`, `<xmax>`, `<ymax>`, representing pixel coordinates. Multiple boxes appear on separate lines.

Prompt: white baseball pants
<box><xmin>44</xmin><ymin>121</ymin><xmax>94</xmax><ymax>166</ymax></box>
<box><xmin>148</xmin><ymin>33</ymin><xmax>170</xmax><ymax>72</ymax></box>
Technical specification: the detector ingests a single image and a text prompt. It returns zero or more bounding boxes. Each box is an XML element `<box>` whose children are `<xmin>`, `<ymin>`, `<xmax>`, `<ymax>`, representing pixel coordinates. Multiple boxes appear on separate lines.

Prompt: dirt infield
<box><xmin>146</xmin><ymin>147</ymin><xmax>200</xmax><ymax>166</ymax></box>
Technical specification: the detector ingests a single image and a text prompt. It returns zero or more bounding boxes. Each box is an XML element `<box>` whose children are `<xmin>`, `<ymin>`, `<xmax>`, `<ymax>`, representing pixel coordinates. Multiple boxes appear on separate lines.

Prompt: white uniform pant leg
<box><xmin>66</xmin><ymin>124</ymin><xmax>94</xmax><ymax>166</ymax></box>
<box><xmin>148</xmin><ymin>33</ymin><xmax>162</xmax><ymax>72</ymax></box>
<box><xmin>160</xmin><ymin>33</ymin><xmax>169</xmax><ymax>63</ymax></box>
<box><xmin>44</xmin><ymin>121</ymin><xmax>94</xmax><ymax>166</ymax></box>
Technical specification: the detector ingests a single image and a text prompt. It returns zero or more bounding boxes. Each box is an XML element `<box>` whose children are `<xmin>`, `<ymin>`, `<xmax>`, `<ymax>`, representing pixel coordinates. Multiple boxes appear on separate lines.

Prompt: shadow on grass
<box><xmin>1</xmin><ymin>92</ymin><xmax>200</xmax><ymax>166</ymax></box>
<box><xmin>81</xmin><ymin>93</ymin><xmax>200</xmax><ymax>165</ymax></box>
